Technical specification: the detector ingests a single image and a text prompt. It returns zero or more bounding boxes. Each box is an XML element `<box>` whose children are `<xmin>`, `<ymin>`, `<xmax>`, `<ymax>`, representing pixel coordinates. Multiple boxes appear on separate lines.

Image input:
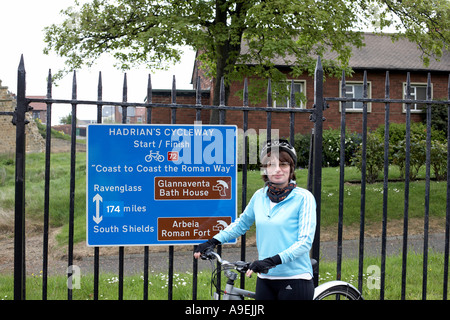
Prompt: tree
<box><xmin>44</xmin><ymin>0</ymin><xmax>450</xmax><ymax>123</ymax></box>
<box><xmin>60</xmin><ymin>113</ymin><xmax>73</xmax><ymax>125</ymax></box>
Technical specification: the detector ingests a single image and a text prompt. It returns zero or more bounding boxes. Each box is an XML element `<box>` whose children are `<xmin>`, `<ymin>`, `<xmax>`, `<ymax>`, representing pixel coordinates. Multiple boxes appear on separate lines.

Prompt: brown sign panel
<box><xmin>158</xmin><ymin>216</ymin><xmax>232</xmax><ymax>241</ymax></box>
<box><xmin>154</xmin><ymin>176</ymin><xmax>232</xmax><ymax>200</ymax></box>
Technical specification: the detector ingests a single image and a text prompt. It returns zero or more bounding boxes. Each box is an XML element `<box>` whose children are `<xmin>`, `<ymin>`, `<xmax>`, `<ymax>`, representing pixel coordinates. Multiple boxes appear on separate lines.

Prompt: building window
<box><xmin>32</xmin><ymin>111</ymin><xmax>41</xmax><ymax>120</ymax></box>
<box><xmin>102</xmin><ymin>106</ymin><xmax>115</xmax><ymax>123</ymax></box>
<box><xmin>339</xmin><ymin>81</ymin><xmax>372</xmax><ymax>112</ymax></box>
<box><xmin>403</xmin><ymin>83</ymin><xmax>430</xmax><ymax>112</ymax></box>
<box><xmin>273</xmin><ymin>80</ymin><xmax>306</xmax><ymax>108</ymax></box>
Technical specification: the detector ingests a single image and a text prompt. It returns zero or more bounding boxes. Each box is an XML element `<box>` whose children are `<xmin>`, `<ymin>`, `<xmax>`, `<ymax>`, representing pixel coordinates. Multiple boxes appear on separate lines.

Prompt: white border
<box><xmin>86</xmin><ymin>124</ymin><xmax>238</xmax><ymax>247</ymax></box>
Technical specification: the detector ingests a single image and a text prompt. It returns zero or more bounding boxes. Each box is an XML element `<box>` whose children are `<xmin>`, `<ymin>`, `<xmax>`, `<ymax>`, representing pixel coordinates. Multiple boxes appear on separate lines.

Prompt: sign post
<box><xmin>86</xmin><ymin>124</ymin><xmax>237</xmax><ymax>246</ymax></box>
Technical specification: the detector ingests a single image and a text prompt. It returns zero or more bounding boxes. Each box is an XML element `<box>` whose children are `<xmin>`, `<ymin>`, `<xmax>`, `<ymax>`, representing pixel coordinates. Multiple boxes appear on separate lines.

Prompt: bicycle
<box><xmin>200</xmin><ymin>250</ymin><xmax>363</xmax><ymax>300</ymax></box>
<box><xmin>144</xmin><ymin>150</ymin><xmax>165</xmax><ymax>162</ymax></box>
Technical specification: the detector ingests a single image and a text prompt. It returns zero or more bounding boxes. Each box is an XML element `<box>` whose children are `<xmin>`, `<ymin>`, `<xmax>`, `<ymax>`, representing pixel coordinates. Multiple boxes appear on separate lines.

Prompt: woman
<box><xmin>194</xmin><ymin>139</ymin><xmax>317</xmax><ymax>300</ymax></box>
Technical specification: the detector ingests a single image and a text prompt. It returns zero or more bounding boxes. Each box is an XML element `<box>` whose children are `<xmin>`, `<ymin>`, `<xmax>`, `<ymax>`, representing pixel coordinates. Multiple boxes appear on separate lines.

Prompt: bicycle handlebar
<box><xmin>200</xmin><ymin>249</ymin><xmax>222</xmax><ymax>262</ymax></box>
<box><xmin>200</xmin><ymin>249</ymin><xmax>275</xmax><ymax>274</ymax></box>
<box><xmin>201</xmin><ymin>249</ymin><xmax>251</xmax><ymax>274</ymax></box>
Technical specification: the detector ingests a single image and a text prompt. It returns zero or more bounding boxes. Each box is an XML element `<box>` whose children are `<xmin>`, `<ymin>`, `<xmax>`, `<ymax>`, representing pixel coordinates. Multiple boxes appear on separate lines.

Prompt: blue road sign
<box><xmin>86</xmin><ymin>124</ymin><xmax>237</xmax><ymax>246</ymax></box>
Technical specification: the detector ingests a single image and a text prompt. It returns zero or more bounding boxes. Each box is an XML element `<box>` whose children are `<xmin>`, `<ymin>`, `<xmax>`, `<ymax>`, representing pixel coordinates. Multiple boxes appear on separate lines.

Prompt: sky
<box><xmin>0</xmin><ymin>0</ymin><xmax>195</xmax><ymax>124</ymax></box>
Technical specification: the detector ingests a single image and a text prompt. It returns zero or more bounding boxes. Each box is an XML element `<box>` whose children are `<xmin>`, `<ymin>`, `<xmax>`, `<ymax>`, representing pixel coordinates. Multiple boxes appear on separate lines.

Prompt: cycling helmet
<box><xmin>260</xmin><ymin>139</ymin><xmax>297</xmax><ymax>165</ymax></box>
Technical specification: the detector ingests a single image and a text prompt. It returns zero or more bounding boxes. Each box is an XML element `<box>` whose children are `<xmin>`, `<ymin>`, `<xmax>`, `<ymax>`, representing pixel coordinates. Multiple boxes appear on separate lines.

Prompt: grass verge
<box><xmin>0</xmin><ymin>250</ymin><xmax>447</xmax><ymax>300</ymax></box>
<box><xmin>1</xmin><ymin>152</ymin><xmax>448</xmax><ymax>246</ymax></box>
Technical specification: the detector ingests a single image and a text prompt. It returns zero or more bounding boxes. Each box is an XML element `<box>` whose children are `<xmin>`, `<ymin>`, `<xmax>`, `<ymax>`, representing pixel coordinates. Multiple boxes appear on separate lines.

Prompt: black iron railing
<box><xmin>4</xmin><ymin>55</ymin><xmax>450</xmax><ymax>300</ymax></box>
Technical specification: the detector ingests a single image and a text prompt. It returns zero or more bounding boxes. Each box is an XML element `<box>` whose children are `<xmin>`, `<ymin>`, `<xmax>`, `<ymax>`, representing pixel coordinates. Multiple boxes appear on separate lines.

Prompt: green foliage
<box><xmin>293</xmin><ymin>129</ymin><xmax>361</xmax><ymax>168</ymax></box>
<box><xmin>40</xmin><ymin>0</ymin><xmax>367</xmax><ymax>106</ymax></box>
<box><xmin>375</xmin><ymin>122</ymin><xmax>447</xmax><ymax>181</ymax></box>
<box><xmin>430</xmin><ymin>140</ymin><xmax>448</xmax><ymax>181</ymax></box>
<box><xmin>59</xmin><ymin>113</ymin><xmax>76</xmax><ymax>125</ymax></box>
<box><xmin>353</xmin><ymin>132</ymin><xmax>385</xmax><ymax>184</ymax></box>
<box><xmin>428</xmin><ymin>102</ymin><xmax>448</xmax><ymax>134</ymax></box>
<box><xmin>392</xmin><ymin>135</ymin><xmax>427</xmax><ymax>180</ymax></box>
<box><xmin>43</xmin><ymin>0</ymin><xmax>450</xmax><ymax>110</ymax></box>
<box><xmin>0</xmin><ymin>154</ymin><xmax>14</xmax><ymax>187</ymax></box>
<box><xmin>34</xmin><ymin>119</ymin><xmax>71</xmax><ymax>141</ymax></box>
<box><xmin>378</xmin><ymin>0</ymin><xmax>450</xmax><ymax>67</ymax></box>
<box><xmin>321</xmin><ymin>130</ymin><xmax>342</xmax><ymax>167</ymax></box>
<box><xmin>376</xmin><ymin>122</ymin><xmax>446</xmax><ymax>146</ymax></box>
<box><xmin>293</xmin><ymin>132</ymin><xmax>311</xmax><ymax>168</ymax></box>
<box><xmin>321</xmin><ymin>129</ymin><xmax>361</xmax><ymax>167</ymax></box>
<box><xmin>0</xmin><ymin>152</ymin><xmax>86</xmax><ymax>230</ymax></box>
<box><xmin>0</xmin><ymin>153</ymin><xmax>14</xmax><ymax>167</ymax></box>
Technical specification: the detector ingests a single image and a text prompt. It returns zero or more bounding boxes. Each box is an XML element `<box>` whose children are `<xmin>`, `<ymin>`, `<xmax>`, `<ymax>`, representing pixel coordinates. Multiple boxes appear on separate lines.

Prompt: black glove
<box><xmin>248</xmin><ymin>255</ymin><xmax>282</xmax><ymax>273</ymax></box>
<box><xmin>194</xmin><ymin>238</ymin><xmax>221</xmax><ymax>254</ymax></box>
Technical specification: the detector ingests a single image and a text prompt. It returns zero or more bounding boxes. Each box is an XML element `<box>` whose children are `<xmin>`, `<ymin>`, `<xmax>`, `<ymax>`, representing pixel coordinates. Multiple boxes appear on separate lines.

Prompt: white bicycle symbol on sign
<box><xmin>144</xmin><ymin>150</ymin><xmax>165</xmax><ymax>162</ymax></box>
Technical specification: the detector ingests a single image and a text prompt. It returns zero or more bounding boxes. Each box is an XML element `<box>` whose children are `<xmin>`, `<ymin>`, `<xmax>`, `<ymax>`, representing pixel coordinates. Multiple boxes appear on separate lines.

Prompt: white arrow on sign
<box><xmin>93</xmin><ymin>193</ymin><xmax>103</xmax><ymax>224</ymax></box>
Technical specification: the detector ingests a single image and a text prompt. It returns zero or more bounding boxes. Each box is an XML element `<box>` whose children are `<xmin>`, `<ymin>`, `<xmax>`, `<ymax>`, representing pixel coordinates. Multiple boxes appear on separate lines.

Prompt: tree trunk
<box><xmin>210</xmin><ymin>51</ymin><xmax>231</xmax><ymax>124</ymax></box>
<box><xmin>209</xmin><ymin>0</ymin><xmax>246</xmax><ymax>124</ymax></box>
<box><xmin>210</xmin><ymin>0</ymin><xmax>229</xmax><ymax>124</ymax></box>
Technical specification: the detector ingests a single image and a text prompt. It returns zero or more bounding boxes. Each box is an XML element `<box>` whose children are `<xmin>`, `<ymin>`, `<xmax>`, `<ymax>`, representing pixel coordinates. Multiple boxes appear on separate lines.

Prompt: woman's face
<box><xmin>265</xmin><ymin>156</ymin><xmax>291</xmax><ymax>188</ymax></box>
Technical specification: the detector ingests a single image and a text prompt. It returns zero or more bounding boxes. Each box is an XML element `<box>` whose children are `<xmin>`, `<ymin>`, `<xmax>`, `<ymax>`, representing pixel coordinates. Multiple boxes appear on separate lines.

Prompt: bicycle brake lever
<box><xmin>200</xmin><ymin>248</ymin><xmax>215</xmax><ymax>260</ymax></box>
<box><xmin>234</xmin><ymin>261</ymin><xmax>251</xmax><ymax>273</ymax></box>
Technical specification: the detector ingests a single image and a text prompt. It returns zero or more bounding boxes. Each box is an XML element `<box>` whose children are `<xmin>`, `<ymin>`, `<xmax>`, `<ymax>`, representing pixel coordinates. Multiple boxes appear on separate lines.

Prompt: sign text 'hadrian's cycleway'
<box><xmin>87</xmin><ymin>124</ymin><xmax>237</xmax><ymax>246</ymax></box>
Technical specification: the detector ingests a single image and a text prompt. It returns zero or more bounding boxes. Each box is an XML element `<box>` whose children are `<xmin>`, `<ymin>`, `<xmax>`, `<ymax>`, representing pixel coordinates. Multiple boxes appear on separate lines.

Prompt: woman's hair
<box><xmin>260</xmin><ymin>150</ymin><xmax>296</xmax><ymax>183</ymax></box>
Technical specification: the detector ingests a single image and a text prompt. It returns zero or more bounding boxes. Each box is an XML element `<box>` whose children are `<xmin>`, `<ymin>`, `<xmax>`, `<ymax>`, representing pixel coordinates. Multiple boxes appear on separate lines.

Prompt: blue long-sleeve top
<box><xmin>214</xmin><ymin>185</ymin><xmax>317</xmax><ymax>278</ymax></box>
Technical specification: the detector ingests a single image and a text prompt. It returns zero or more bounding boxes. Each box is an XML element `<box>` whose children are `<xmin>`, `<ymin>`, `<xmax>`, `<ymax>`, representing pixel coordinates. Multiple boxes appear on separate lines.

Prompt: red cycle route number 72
<box><xmin>168</xmin><ymin>151</ymin><xmax>179</xmax><ymax>161</ymax></box>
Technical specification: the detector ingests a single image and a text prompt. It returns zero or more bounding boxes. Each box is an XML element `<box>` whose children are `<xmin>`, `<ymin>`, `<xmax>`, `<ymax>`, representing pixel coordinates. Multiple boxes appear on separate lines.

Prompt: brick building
<box><xmin>4</xmin><ymin>33</ymin><xmax>449</xmax><ymax>149</ymax></box>
<box><xmin>28</xmin><ymin>96</ymin><xmax>47</xmax><ymax>124</ymax></box>
<box><xmin>186</xmin><ymin>33</ymin><xmax>450</xmax><ymax>136</ymax></box>
<box><xmin>111</xmin><ymin>89</ymin><xmax>211</xmax><ymax>125</ymax></box>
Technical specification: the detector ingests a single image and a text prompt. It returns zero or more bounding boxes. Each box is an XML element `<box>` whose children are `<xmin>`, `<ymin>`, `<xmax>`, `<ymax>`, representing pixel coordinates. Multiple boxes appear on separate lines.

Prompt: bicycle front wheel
<box><xmin>313</xmin><ymin>281</ymin><xmax>363</xmax><ymax>300</ymax></box>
